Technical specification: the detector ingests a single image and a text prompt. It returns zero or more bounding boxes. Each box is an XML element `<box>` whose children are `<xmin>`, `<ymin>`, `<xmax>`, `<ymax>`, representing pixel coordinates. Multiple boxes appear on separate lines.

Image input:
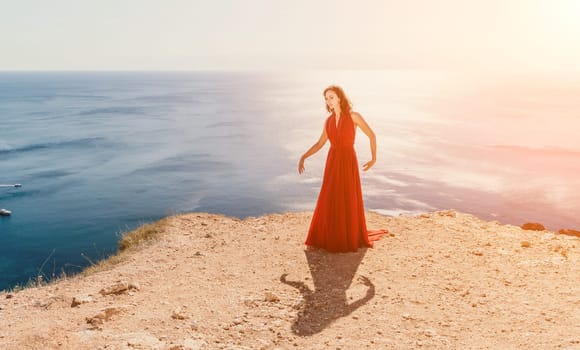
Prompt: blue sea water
<box><xmin>1</xmin><ymin>70</ymin><xmax>579</xmax><ymax>291</ymax></box>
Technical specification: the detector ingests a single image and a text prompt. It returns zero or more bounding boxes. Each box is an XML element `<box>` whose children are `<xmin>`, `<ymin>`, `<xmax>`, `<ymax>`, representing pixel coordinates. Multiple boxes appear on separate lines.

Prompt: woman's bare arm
<box><xmin>298</xmin><ymin>122</ymin><xmax>328</xmax><ymax>174</ymax></box>
<box><xmin>351</xmin><ymin>111</ymin><xmax>377</xmax><ymax>171</ymax></box>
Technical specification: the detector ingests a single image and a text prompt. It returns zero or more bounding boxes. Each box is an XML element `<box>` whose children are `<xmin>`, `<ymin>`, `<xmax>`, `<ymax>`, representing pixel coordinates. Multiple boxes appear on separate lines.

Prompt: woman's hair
<box><xmin>323</xmin><ymin>85</ymin><xmax>352</xmax><ymax>114</ymax></box>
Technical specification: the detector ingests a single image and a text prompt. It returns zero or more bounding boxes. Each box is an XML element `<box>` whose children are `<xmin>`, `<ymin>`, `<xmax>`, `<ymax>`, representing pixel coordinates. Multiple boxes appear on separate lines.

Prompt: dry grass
<box><xmin>118</xmin><ymin>218</ymin><xmax>170</xmax><ymax>252</ymax></box>
<box><xmin>81</xmin><ymin>217</ymin><xmax>170</xmax><ymax>276</ymax></box>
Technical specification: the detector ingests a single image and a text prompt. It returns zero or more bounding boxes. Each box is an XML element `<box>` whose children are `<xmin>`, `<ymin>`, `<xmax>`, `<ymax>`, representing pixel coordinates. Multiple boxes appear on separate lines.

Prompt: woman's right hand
<box><xmin>298</xmin><ymin>157</ymin><xmax>305</xmax><ymax>175</ymax></box>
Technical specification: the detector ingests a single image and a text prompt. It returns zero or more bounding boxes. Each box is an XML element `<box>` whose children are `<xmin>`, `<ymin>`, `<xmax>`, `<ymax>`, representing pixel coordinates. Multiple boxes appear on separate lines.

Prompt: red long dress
<box><xmin>305</xmin><ymin>111</ymin><xmax>388</xmax><ymax>252</ymax></box>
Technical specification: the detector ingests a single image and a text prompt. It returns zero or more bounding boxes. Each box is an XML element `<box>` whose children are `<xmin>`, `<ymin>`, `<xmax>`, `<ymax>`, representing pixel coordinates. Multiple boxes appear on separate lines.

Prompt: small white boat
<box><xmin>1</xmin><ymin>184</ymin><xmax>20</xmax><ymax>216</ymax></box>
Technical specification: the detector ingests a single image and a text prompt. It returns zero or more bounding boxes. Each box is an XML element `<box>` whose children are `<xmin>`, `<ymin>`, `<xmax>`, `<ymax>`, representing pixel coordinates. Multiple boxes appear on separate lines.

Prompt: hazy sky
<box><xmin>1</xmin><ymin>0</ymin><xmax>579</xmax><ymax>71</ymax></box>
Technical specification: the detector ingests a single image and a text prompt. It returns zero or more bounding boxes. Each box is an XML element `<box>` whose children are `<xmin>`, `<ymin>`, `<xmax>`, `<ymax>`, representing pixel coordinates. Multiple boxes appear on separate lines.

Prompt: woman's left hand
<box><xmin>298</xmin><ymin>157</ymin><xmax>305</xmax><ymax>174</ymax></box>
<box><xmin>362</xmin><ymin>159</ymin><xmax>375</xmax><ymax>171</ymax></box>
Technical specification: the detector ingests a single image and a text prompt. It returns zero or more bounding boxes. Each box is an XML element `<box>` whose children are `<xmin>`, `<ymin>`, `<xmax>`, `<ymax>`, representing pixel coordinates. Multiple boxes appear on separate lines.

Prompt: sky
<box><xmin>1</xmin><ymin>0</ymin><xmax>579</xmax><ymax>71</ymax></box>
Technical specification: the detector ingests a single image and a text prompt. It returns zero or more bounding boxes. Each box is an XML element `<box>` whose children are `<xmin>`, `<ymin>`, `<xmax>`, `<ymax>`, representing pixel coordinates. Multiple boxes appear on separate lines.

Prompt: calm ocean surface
<box><xmin>1</xmin><ymin>70</ymin><xmax>579</xmax><ymax>291</ymax></box>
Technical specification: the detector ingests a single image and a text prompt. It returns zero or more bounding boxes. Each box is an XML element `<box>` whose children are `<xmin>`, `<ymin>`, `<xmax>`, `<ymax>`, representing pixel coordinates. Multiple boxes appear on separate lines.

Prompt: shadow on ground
<box><xmin>280</xmin><ymin>248</ymin><xmax>374</xmax><ymax>336</ymax></box>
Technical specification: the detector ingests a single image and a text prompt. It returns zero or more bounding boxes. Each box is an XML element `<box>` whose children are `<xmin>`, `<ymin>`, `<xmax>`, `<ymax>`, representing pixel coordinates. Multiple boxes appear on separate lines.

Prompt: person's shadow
<box><xmin>280</xmin><ymin>248</ymin><xmax>374</xmax><ymax>336</ymax></box>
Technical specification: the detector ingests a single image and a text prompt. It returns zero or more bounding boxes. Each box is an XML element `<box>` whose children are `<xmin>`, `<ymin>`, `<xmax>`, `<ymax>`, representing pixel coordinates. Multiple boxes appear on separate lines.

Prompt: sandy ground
<box><xmin>0</xmin><ymin>210</ymin><xmax>579</xmax><ymax>350</ymax></box>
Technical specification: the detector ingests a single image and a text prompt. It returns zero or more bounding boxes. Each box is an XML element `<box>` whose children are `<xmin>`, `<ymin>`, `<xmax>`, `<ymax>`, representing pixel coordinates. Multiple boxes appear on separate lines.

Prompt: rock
<box><xmin>521</xmin><ymin>241</ymin><xmax>531</xmax><ymax>248</ymax></box>
<box><xmin>558</xmin><ymin>229</ymin><xmax>580</xmax><ymax>237</ymax></box>
<box><xmin>99</xmin><ymin>281</ymin><xmax>139</xmax><ymax>296</ymax></box>
<box><xmin>438</xmin><ymin>210</ymin><xmax>457</xmax><ymax>217</ymax></box>
<box><xmin>5</xmin><ymin>294</ymin><xmax>13</xmax><ymax>299</ymax></box>
<box><xmin>243</xmin><ymin>298</ymin><xmax>259</xmax><ymax>307</ymax></box>
<box><xmin>424</xmin><ymin>329</ymin><xmax>437</xmax><ymax>337</ymax></box>
<box><xmin>521</xmin><ymin>223</ymin><xmax>545</xmax><ymax>231</ymax></box>
<box><xmin>86</xmin><ymin>307</ymin><xmax>123</xmax><ymax>327</ymax></box>
<box><xmin>172</xmin><ymin>307</ymin><xmax>189</xmax><ymax>320</ymax></box>
<box><xmin>71</xmin><ymin>295</ymin><xmax>93</xmax><ymax>308</ymax></box>
<box><xmin>264</xmin><ymin>291</ymin><xmax>280</xmax><ymax>303</ymax></box>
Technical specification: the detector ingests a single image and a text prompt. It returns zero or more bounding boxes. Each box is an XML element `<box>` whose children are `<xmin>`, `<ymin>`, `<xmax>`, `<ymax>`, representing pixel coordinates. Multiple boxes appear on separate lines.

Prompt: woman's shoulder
<box><xmin>349</xmin><ymin>110</ymin><xmax>362</xmax><ymax>121</ymax></box>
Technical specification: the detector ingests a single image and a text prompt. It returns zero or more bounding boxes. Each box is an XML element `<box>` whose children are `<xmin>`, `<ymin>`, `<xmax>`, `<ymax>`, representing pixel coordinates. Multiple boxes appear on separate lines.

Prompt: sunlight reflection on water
<box><xmin>279</xmin><ymin>70</ymin><xmax>580</xmax><ymax>230</ymax></box>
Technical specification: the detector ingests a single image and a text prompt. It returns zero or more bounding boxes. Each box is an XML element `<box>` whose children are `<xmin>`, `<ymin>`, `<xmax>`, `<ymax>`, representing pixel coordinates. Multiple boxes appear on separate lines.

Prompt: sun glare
<box><xmin>541</xmin><ymin>1</ymin><xmax>580</xmax><ymax>39</ymax></box>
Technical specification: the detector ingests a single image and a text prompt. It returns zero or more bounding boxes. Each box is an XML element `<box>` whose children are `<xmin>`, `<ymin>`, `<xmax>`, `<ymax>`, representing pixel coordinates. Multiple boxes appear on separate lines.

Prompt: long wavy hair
<box><xmin>323</xmin><ymin>85</ymin><xmax>352</xmax><ymax>114</ymax></box>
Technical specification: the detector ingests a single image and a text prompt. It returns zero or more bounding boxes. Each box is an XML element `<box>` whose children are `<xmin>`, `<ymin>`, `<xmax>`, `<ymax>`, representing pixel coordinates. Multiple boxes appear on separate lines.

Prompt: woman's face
<box><xmin>324</xmin><ymin>90</ymin><xmax>340</xmax><ymax>111</ymax></box>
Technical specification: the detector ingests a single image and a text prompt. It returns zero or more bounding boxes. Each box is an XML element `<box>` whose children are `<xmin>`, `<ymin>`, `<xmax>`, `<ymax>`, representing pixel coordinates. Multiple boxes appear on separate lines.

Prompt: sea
<box><xmin>1</xmin><ymin>70</ymin><xmax>579</xmax><ymax>291</ymax></box>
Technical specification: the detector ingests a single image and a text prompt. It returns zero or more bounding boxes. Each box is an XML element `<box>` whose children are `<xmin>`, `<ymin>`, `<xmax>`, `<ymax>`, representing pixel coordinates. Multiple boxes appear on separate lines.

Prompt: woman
<box><xmin>298</xmin><ymin>85</ymin><xmax>388</xmax><ymax>253</ymax></box>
